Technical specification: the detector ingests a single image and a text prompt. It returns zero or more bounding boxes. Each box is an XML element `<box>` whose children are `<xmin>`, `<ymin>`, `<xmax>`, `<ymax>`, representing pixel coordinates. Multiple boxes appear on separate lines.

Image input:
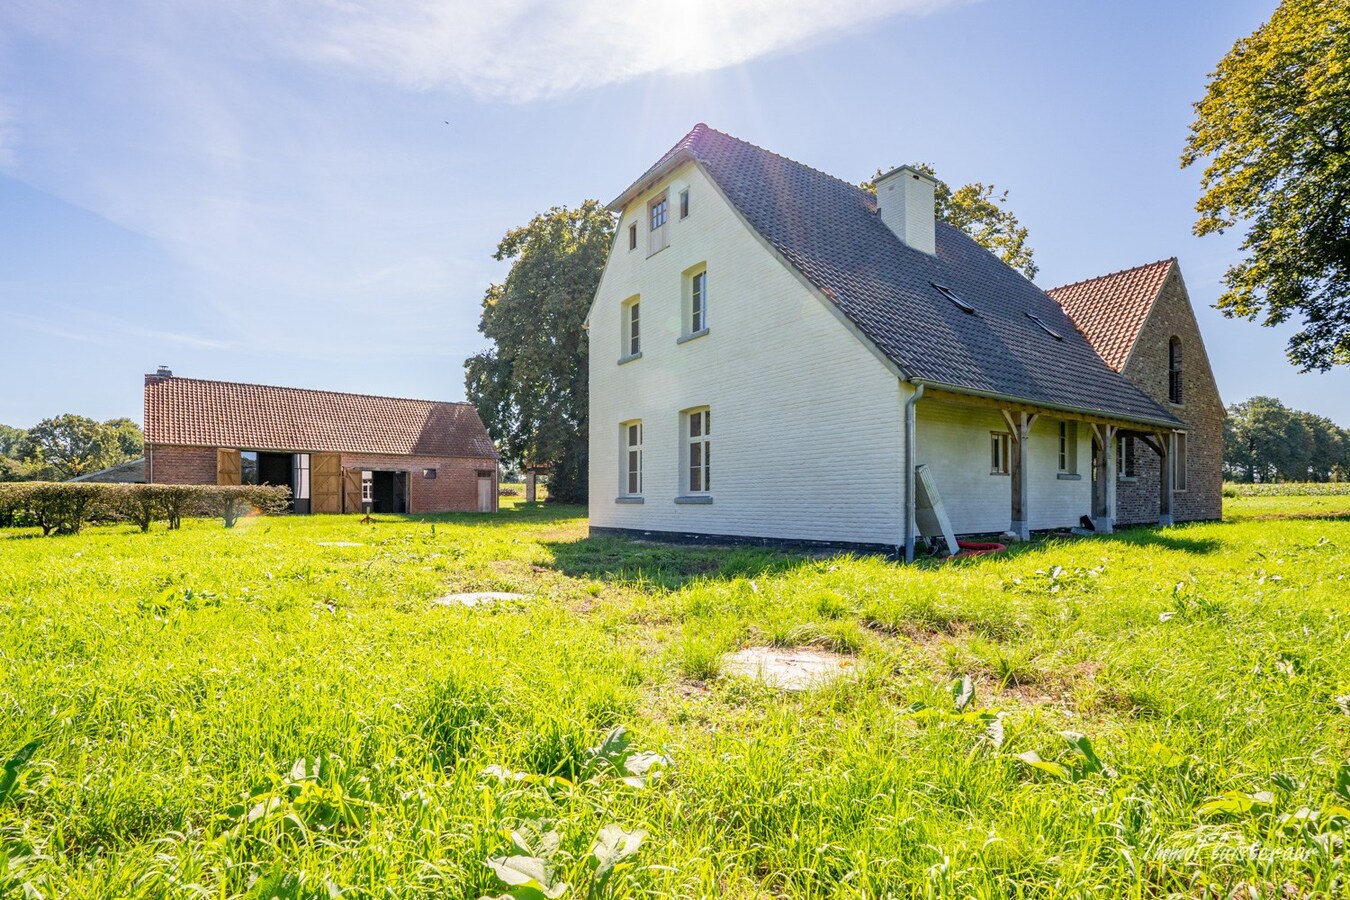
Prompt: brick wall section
<box><xmin>1116</xmin><ymin>265</ymin><xmax>1225</xmax><ymax>524</ymax></box>
<box><xmin>339</xmin><ymin>453</ymin><xmax>497</xmax><ymax>513</ymax></box>
<box><xmin>147</xmin><ymin>444</ymin><xmax>218</xmax><ymax>484</ymax></box>
<box><xmin>148</xmin><ymin>443</ymin><xmax>497</xmax><ymax>513</ymax></box>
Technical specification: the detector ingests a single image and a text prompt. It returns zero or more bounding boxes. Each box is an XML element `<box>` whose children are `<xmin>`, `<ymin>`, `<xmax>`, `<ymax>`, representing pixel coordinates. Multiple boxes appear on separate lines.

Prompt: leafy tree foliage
<box><xmin>0</xmin><ymin>424</ymin><xmax>25</xmax><ymax>458</ymax></box>
<box><xmin>1182</xmin><ymin>0</ymin><xmax>1350</xmax><ymax>370</ymax></box>
<box><xmin>16</xmin><ymin>414</ymin><xmax>144</xmax><ymax>481</ymax></box>
<box><xmin>1224</xmin><ymin>395</ymin><xmax>1350</xmax><ymax>482</ymax></box>
<box><xmin>465</xmin><ymin>202</ymin><xmax>615</xmax><ymax>503</ymax></box>
<box><xmin>862</xmin><ymin>164</ymin><xmax>1038</xmax><ymax>279</ymax></box>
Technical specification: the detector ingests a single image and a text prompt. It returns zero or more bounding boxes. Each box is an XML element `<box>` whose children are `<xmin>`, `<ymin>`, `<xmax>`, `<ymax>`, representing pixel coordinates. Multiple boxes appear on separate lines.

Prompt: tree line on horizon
<box><xmin>1224</xmin><ymin>396</ymin><xmax>1350</xmax><ymax>483</ymax></box>
<box><xmin>0</xmin><ymin>415</ymin><xmax>144</xmax><ymax>483</ymax></box>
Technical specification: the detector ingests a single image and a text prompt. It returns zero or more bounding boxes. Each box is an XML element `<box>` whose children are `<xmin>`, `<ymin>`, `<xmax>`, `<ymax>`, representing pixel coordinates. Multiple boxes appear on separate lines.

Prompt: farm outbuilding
<box><xmin>143</xmin><ymin>370</ymin><xmax>499</xmax><ymax>514</ymax></box>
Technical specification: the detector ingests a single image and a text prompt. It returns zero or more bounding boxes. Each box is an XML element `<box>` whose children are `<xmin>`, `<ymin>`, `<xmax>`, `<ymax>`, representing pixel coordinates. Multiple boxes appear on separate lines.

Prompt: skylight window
<box><xmin>930</xmin><ymin>282</ymin><xmax>975</xmax><ymax>314</ymax></box>
<box><xmin>1025</xmin><ymin>312</ymin><xmax>1064</xmax><ymax>341</ymax></box>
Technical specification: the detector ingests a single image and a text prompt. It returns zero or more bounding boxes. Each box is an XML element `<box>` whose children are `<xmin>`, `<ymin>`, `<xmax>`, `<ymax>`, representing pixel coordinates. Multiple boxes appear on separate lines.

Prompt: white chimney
<box><xmin>874</xmin><ymin>165</ymin><xmax>936</xmax><ymax>255</ymax></box>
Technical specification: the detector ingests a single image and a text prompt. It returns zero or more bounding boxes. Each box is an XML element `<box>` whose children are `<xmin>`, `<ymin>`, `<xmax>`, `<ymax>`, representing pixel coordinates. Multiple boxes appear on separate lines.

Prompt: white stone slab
<box><xmin>721</xmin><ymin>647</ymin><xmax>855</xmax><ymax>691</ymax></box>
<box><xmin>433</xmin><ymin>592</ymin><xmax>527</xmax><ymax>608</ymax></box>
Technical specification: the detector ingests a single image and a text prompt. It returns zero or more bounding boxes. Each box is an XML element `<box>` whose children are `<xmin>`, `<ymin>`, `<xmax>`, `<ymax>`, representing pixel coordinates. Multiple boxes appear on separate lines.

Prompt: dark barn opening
<box><xmin>370</xmin><ymin>471</ymin><xmax>408</xmax><ymax>514</ymax></box>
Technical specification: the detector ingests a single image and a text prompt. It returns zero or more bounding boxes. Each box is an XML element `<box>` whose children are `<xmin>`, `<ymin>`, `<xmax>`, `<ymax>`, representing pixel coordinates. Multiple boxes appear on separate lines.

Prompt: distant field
<box><xmin>1</xmin><ymin>495</ymin><xmax>1348</xmax><ymax>896</ymax></box>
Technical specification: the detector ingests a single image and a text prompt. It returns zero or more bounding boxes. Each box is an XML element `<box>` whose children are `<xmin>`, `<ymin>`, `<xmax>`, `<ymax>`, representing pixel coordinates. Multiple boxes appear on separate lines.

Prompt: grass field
<box><xmin>2</xmin><ymin>496</ymin><xmax>1348</xmax><ymax>897</ymax></box>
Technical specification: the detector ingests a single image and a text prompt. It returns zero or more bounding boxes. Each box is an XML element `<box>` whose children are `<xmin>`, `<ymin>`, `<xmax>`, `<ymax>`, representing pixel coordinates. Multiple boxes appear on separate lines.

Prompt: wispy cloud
<box><xmin>284</xmin><ymin>0</ymin><xmax>964</xmax><ymax>102</ymax></box>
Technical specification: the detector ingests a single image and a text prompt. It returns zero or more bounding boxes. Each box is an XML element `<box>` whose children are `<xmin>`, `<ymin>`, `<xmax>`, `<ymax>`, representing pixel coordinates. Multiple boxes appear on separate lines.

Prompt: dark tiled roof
<box><xmin>144</xmin><ymin>377</ymin><xmax>498</xmax><ymax>458</ymax></box>
<box><xmin>1046</xmin><ymin>259</ymin><xmax>1175</xmax><ymax>372</ymax></box>
<box><xmin>618</xmin><ymin>124</ymin><xmax>1181</xmax><ymax>428</ymax></box>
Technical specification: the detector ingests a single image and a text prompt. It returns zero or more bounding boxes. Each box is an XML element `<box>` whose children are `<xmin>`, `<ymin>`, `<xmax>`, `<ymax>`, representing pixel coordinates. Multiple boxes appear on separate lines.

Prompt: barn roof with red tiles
<box><xmin>144</xmin><ymin>376</ymin><xmax>498</xmax><ymax>458</ymax></box>
<box><xmin>1046</xmin><ymin>259</ymin><xmax>1175</xmax><ymax>372</ymax></box>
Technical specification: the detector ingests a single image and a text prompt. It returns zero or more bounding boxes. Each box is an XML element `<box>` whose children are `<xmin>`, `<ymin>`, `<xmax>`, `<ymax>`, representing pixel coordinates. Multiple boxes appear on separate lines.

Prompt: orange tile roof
<box><xmin>144</xmin><ymin>377</ymin><xmax>498</xmax><ymax>458</ymax></box>
<box><xmin>1045</xmin><ymin>258</ymin><xmax>1175</xmax><ymax>372</ymax></box>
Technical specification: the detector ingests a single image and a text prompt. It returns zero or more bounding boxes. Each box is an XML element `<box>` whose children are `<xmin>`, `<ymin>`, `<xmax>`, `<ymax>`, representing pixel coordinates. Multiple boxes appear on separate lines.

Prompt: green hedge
<box><xmin>1223</xmin><ymin>481</ymin><xmax>1350</xmax><ymax>498</ymax></box>
<box><xmin>0</xmin><ymin>482</ymin><xmax>292</xmax><ymax>534</ymax></box>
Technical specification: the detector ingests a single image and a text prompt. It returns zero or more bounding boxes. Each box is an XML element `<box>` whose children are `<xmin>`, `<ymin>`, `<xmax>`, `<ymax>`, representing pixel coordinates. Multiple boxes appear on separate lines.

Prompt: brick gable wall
<box><xmin>1116</xmin><ymin>267</ymin><xmax>1225</xmax><ymax>524</ymax></box>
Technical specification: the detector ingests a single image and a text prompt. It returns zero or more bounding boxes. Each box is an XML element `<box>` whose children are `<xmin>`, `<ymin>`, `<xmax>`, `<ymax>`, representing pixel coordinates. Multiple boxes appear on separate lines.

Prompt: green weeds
<box><xmin>1</xmin><ymin>495</ymin><xmax>1348</xmax><ymax>895</ymax></box>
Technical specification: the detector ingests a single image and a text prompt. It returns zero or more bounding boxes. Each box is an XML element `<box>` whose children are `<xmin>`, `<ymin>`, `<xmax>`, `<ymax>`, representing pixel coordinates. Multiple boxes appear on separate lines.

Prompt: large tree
<box><xmin>0</xmin><ymin>424</ymin><xmax>26</xmax><ymax>459</ymax></box>
<box><xmin>465</xmin><ymin>201</ymin><xmax>615</xmax><ymax>503</ymax></box>
<box><xmin>18</xmin><ymin>414</ymin><xmax>143</xmax><ymax>481</ymax></box>
<box><xmin>862</xmin><ymin>164</ymin><xmax>1038</xmax><ymax>279</ymax></box>
<box><xmin>1182</xmin><ymin>0</ymin><xmax>1350</xmax><ymax>370</ymax></box>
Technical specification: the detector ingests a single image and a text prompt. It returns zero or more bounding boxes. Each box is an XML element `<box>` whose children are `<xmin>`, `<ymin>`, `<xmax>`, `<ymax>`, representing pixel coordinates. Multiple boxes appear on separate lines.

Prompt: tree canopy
<box><xmin>1182</xmin><ymin>0</ymin><xmax>1350</xmax><ymax>370</ymax></box>
<box><xmin>862</xmin><ymin>164</ymin><xmax>1038</xmax><ymax>279</ymax></box>
<box><xmin>465</xmin><ymin>201</ymin><xmax>615</xmax><ymax>503</ymax></box>
<box><xmin>1224</xmin><ymin>395</ymin><xmax>1350</xmax><ymax>482</ymax></box>
<box><xmin>2</xmin><ymin>415</ymin><xmax>145</xmax><ymax>481</ymax></box>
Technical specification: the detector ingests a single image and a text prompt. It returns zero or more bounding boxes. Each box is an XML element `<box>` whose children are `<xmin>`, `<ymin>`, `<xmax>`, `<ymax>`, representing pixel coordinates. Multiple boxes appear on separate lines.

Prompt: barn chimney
<box><xmin>874</xmin><ymin>165</ymin><xmax>936</xmax><ymax>255</ymax></box>
<box><xmin>145</xmin><ymin>365</ymin><xmax>173</xmax><ymax>386</ymax></box>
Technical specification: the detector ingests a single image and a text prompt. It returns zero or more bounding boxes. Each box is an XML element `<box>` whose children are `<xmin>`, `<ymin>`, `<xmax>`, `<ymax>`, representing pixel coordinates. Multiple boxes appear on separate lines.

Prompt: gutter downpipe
<box><xmin>903</xmin><ymin>382</ymin><xmax>926</xmax><ymax>563</ymax></box>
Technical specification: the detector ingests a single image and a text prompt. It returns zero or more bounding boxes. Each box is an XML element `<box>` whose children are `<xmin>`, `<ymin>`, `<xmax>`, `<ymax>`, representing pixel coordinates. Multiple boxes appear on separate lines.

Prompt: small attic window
<box><xmin>1025</xmin><ymin>312</ymin><xmax>1064</xmax><ymax>341</ymax></box>
<box><xmin>930</xmin><ymin>282</ymin><xmax>975</xmax><ymax>314</ymax></box>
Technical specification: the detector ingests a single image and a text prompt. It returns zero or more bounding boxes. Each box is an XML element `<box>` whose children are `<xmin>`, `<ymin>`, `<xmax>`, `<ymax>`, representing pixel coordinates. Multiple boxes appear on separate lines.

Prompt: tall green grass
<box><xmin>1</xmin><ymin>496</ymin><xmax>1347</xmax><ymax>897</ymax></box>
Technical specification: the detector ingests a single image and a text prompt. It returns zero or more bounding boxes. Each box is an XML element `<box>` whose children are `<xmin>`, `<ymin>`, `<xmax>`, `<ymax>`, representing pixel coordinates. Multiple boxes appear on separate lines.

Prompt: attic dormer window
<box><xmin>931</xmin><ymin>282</ymin><xmax>975</xmax><ymax>314</ymax></box>
<box><xmin>1025</xmin><ymin>312</ymin><xmax>1064</xmax><ymax>341</ymax></box>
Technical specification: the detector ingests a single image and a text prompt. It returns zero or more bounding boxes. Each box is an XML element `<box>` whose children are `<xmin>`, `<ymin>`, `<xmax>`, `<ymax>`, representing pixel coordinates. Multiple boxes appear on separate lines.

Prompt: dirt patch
<box><xmin>432</xmin><ymin>592</ymin><xmax>527</xmax><ymax>608</ymax></box>
<box><xmin>722</xmin><ymin>647</ymin><xmax>856</xmax><ymax>691</ymax></box>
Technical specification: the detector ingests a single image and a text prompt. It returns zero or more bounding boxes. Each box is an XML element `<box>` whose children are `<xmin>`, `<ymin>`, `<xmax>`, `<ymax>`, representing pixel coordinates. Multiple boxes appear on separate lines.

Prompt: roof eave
<box><xmin>910</xmin><ymin>379</ymin><xmax>1184</xmax><ymax>431</ymax></box>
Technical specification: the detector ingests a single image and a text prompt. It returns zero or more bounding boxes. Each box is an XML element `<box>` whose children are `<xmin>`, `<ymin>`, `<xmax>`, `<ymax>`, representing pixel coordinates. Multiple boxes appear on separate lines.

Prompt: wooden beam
<box><xmin>1005</xmin><ymin>410</ymin><xmax>1036</xmax><ymax>541</ymax></box>
<box><xmin>1157</xmin><ymin>431</ymin><xmax>1174</xmax><ymax>526</ymax></box>
<box><xmin>924</xmin><ymin>387</ymin><xmax>1163</xmax><ymax>431</ymax></box>
<box><xmin>1093</xmin><ymin>424</ymin><xmax>1116</xmax><ymax>533</ymax></box>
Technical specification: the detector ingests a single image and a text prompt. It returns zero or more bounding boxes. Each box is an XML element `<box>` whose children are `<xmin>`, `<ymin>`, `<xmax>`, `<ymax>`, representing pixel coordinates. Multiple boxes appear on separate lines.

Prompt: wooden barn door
<box><xmin>311</xmin><ymin>453</ymin><xmax>341</xmax><ymax>513</ymax></box>
<box><xmin>217</xmin><ymin>449</ymin><xmax>241</xmax><ymax>486</ymax></box>
<box><xmin>342</xmin><ymin>468</ymin><xmax>362</xmax><ymax>513</ymax></box>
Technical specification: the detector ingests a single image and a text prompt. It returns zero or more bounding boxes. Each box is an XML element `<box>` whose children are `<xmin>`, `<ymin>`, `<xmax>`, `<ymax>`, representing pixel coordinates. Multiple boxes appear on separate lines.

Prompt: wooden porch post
<box><xmin>1157</xmin><ymin>431</ymin><xmax>1174</xmax><ymax>527</ymax></box>
<box><xmin>1002</xmin><ymin>410</ymin><xmax>1037</xmax><ymax>541</ymax></box>
<box><xmin>1091</xmin><ymin>424</ymin><xmax>1116</xmax><ymax>534</ymax></box>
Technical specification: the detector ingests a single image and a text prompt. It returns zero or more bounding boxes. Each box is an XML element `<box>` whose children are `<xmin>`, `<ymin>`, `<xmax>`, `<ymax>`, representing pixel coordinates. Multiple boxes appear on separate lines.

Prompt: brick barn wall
<box><xmin>148</xmin><ymin>444</ymin><xmax>218</xmax><ymax>484</ymax></box>
<box><xmin>1117</xmin><ymin>266</ymin><xmax>1225</xmax><ymax>524</ymax></box>
<box><xmin>339</xmin><ymin>453</ymin><xmax>497</xmax><ymax>513</ymax></box>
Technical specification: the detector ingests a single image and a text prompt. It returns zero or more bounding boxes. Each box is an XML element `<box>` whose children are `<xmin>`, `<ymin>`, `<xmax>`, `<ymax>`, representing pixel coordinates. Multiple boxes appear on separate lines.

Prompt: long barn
<box><xmin>143</xmin><ymin>369</ymin><xmax>499</xmax><ymax>514</ymax></box>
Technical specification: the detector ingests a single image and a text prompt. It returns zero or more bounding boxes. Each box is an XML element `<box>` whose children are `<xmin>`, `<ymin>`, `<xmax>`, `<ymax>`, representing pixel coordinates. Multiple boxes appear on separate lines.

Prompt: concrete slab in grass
<box><xmin>722</xmin><ymin>647</ymin><xmax>855</xmax><ymax>691</ymax></box>
<box><xmin>433</xmin><ymin>592</ymin><xmax>527</xmax><ymax>608</ymax></box>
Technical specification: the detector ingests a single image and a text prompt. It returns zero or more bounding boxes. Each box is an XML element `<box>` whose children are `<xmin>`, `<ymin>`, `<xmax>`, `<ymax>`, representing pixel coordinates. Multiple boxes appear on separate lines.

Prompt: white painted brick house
<box><xmin>588</xmin><ymin>125</ymin><xmax>1220</xmax><ymax>557</ymax></box>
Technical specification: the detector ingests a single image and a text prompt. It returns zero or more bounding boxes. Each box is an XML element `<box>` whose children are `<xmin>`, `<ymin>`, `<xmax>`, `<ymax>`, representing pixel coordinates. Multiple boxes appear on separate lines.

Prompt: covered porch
<box><xmin>906</xmin><ymin>387</ymin><xmax>1182</xmax><ymax>560</ymax></box>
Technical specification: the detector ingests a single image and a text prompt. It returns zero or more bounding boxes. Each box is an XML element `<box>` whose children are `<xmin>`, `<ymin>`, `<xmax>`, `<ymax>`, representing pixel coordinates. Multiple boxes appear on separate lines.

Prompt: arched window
<box><xmin>1168</xmin><ymin>336</ymin><xmax>1183</xmax><ymax>403</ymax></box>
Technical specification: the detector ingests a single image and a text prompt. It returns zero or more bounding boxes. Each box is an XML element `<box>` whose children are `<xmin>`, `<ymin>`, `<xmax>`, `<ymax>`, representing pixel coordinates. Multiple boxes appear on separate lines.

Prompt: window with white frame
<box><xmin>361</xmin><ymin>470</ymin><xmax>373</xmax><ymax>503</ymax></box>
<box><xmin>679</xmin><ymin>188</ymin><xmax>689</xmax><ymax>219</ymax></box>
<box><xmin>293</xmin><ymin>453</ymin><xmax>310</xmax><ymax>500</ymax></box>
<box><xmin>621</xmin><ymin>297</ymin><xmax>640</xmax><ymax>359</ymax></box>
<box><xmin>990</xmin><ymin>432</ymin><xmax>1010</xmax><ymax>475</ymax></box>
<box><xmin>622</xmin><ymin>421</ymin><xmax>643</xmax><ymax>496</ymax></box>
<box><xmin>688</xmin><ymin>268</ymin><xmax>707</xmax><ymax>335</ymax></box>
<box><xmin>1117</xmin><ymin>435</ymin><xmax>1136</xmax><ymax>478</ymax></box>
<box><xmin>628</xmin><ymin>222</ymin><xmax>637</xmax><ymax>251</ymax></box>
<box><xmin>1057</xmin><ymin>421</ymin><xmax>1077</xmax><ymax>473</ymax></box>
<box><xmin>648</xmin><ymin>192</ymin><xmax>669</xmax><ymax>256</ymax></box>
<box><xmin>1173</xmin><ymin>432</ymin><xmax>1188</xmax><ymax>491</ymax></box>
<box><xmin>685</xmin><ymin>408</ymin><xmax>711</xmax><ymax>494</ymax></box>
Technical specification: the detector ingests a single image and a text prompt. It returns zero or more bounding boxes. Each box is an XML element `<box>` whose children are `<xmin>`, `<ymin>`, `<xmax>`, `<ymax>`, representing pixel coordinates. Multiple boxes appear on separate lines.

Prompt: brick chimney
<box><xmin>874</xmin><ymin>165</ymin><xmax>936</xmax><ymax>255</ymax></box>
<box><xmin>145</xmin><ymin>366</ymin><xmax>173</xmax><ymax>386</ymax></box>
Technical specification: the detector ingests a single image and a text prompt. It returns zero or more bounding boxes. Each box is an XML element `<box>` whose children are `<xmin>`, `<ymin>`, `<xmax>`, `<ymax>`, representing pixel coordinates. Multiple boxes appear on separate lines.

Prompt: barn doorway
<box><xmin>477</xmin><ymin>470</ymin><xmax>494</xmax><ymax>512</ymax></box>
<box><xmin>369</xmin><ymin>471</ymin><xmax>409</xmax><ymax>514</ymax></box>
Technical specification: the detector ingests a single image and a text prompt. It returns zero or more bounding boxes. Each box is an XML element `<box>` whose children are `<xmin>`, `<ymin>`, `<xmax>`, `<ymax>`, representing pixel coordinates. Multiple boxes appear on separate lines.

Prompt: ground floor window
<box><xmin>1057</xmin><ymin>421</ymin><xmax>1077</xmax><ymax>473</ymax></box>
<box><xmin>990</xmin><ymin>432</ymin><xmax>1010</xmax><ymax>475</ymax></box>
<box><xmin>684</xmin><ymin>408</ymin><xmax>711</xmax><ymax>494</ymax></box>
<box><xmin>622</xmin><ymin>421</ymin><xmax>643</xmax><ymax>496</ymax></box>
<box><xmin>240</xmin><ymin>451</ymin><xmax>259</xmax><ymax>484</ymax></box>
<box><xmin>361</xmin><ymin>471</ymin><xmax>373</xmax><ymax>503</ymax></box>
<box><xmin>1117</xmin><ymin>435</ymin><xmax>1136</xmax><ymax>478</ymax></box>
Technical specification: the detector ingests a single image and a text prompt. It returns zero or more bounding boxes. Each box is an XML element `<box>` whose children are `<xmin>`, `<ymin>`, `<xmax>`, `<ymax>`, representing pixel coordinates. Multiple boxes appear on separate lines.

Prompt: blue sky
<box><xmin>2</xmin><ymin>0</ymin><xmax>1345</xmax><ymax>430</ymax></box>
